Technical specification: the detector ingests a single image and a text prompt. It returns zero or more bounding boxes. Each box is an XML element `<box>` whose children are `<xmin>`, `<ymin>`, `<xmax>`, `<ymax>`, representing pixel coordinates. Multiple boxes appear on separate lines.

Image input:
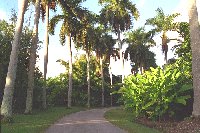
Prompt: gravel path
<box><xmin>45</xmin><ymin>108</ymin><xmax>127</xmax><ymax>133</ymax></box>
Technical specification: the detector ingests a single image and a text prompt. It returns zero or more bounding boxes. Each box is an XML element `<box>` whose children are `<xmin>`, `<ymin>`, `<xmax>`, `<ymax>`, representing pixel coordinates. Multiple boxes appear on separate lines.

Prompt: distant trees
<box><xmin>93</xmin><ymin>28</ymin><xmax>115</xmax><ymax>107</ymax></box>
<box><xmin>47</xmin><ymin>54</ymin><xmax>121</xmax><ymax>107</ymax></box>
<box><xmin>99</xmin><ymin>0</ymin><xmax>139</xmax><ymax>82</ymax></box>
<box><xmin>125</xmin><ymin>28</ymin><xmax>157</xmax><ymax>74</ymax></box>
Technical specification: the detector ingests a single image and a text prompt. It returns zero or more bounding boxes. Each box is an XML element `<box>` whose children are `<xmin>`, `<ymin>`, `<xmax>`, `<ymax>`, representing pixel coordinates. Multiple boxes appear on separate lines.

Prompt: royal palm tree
<box><xmin>146</xmin><ymin>8</ymin><xmax>180</xmax><ymax>64</ymax></box>
<box><xmin>40</xmin><ymin>0</ymin><xmax>56</xmax><ymax>109</ymax></box>
<box><xmin>93</xmin><ymin>27</ymin><xmax>115</xmax><ymax>107</ymax></box>
<box><xmin>1</xmin><ymin>0</ymin><xmax>28</xmax><ymax>118</ymax></box>
<box><xmin>49</xmin><ymin>0</ymin><xmax>84</xmax><ymax>107</ymax></box>
<box><xmin>99</xmin><ymin>0</ymin><xmax>139</xmax><ymax>82</ymax></box>
<box><xmin>75</xmin><ymin>11</ymin><xmax>98</xmax><ymax>108</ymax></box>
<box><xmin>188</xmin><ymin>0</ymin><xmax>200</xmax><ymax>117</ymax></box>
<box><xmin>25</xmin><ymin>0</ymin><xmax>40</xmax><ymax>114</ymax></box>
<box><xmin>125</xmin><ymin>27</ymin><xmax>156</xmax><ymax>74</ymax></box>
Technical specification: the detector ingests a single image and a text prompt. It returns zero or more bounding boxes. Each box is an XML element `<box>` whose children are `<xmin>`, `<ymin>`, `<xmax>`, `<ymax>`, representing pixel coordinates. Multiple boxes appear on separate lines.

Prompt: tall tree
<box><xmin>40</xmin><ymin>0</ymin><xmax>56</xmax><ymax>109</ymax></box>
<box><xmin>25</xmin><ymin>0</ymin><xmax>40</xmax><ymax>114</ymax></box>
<box><xmin>43</xmin><ymin>0</ymin><xmax>49</xmax><ymax>109</ymax></box>
<box><xmin>74</xmin><ymin>9</ymin><xmax>97</xmax><ymax>108</ymax></box>
<box><xmin>125</xmin><ymin>27</ymin><xmax>156</xmax><ymax>74</ymax></box>
<box><xmin>1</xmin><ymin>0</ymin><xmax>28</xmax><ymax>118</ymax></box>
<box><xmin>99</xmin><ymin>0</ymin><xmax>139</xmax><ymax>82</ymax></box>
<box><xmin>188</xmin><ymin>0</ymin><xmax>200</xmax><ymax>117</ymax></box>
<box><xmin>49</xmin><ymin>0</ymin><xmax>85</xmax><ymax>107</ymax></box>
<box><xmin>146</xmin><ymin>8</ymin><xmax>180</xmax><ymax>64</ymax></box>
<box><xmin>93</xmin><ymin>28</ymin><xmax>115</xmax><ymax>107</ymax></box>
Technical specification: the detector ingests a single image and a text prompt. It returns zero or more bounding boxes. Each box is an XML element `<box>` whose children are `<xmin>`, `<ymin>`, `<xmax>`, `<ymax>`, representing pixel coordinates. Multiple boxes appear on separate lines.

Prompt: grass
<box><xmin>1</xmin><ymin>106</ymin><xmax>85</xmax><ymax>133</ymax></box>
<box><xmin>104</xmin><ymin>107</ymin><xmax>161</xmax><ymax>133</ymax></box>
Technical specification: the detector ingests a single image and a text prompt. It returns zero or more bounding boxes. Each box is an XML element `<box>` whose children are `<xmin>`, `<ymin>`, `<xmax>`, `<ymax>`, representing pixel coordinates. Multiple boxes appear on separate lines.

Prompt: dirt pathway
<box><xmin>45</xmin><ymin>108</ymin><xmax>127</xmax><ymax>133</ymax></box>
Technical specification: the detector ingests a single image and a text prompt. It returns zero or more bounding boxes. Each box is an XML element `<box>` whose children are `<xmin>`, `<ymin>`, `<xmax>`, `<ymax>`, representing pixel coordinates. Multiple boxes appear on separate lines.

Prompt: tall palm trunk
<box><xmin>25</xmin><ymin>0</ymin><xmax>40</xmax><ymax>114</ymax></box>
<box><xmin>117</xmin><ymin>26</ymin><xmax>124</xmax><ymax>83</ymax></box>
<box><xmin>109</xmin><ymin>56</ymin><xmax>113</xmax><ymax>106</ymax></box>
<box><xmin>86</xmin><ymin>47</ymin><xmax>90</xmax><ymax>108</ymax></box>
<box><xmin>1</xmin><ymin>0</ymin><xmax>28</xmax><ymax>118</ymax></box>
<box><xmin>100</xmin><ymin>56</ymin><xmax>105</xmax><ymax>107</ymax></box>
<box><xmin>188</xmin><ymin>0</ymin><xmax>200</xmax><ymax>117</ymax></box>
<box><xmin>162</xmin><ymin>32</ymin><xmax>168</xmax><ymax>64</ymax></box>
<box><xmin>68</xmin><ymin>35</ymin><xmax>72</xmax><ymax>108</ymax></box>
<box><xmin>43</xmin><ymin>3</ymin><xmax>49</xmax><ymax>109</ymax></box>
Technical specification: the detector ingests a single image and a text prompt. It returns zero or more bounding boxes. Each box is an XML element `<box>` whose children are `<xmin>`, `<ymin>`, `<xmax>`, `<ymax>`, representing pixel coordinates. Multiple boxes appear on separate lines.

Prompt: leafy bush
<box><xmin>119</xmin><ymin>66</ymin><xmax>192</xmax><ymax>120</ymax></box>
<box><xmin>46</xmin><ymin>74</ymin><xmax>68</xmax><ymax>106</ymax></box>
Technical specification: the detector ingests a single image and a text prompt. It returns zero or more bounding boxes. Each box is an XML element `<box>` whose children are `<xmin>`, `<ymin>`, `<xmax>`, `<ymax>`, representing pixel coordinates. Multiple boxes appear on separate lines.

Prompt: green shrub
<box><xmin>119</xmin><ymin>66</ymin><xmax>192</xmax><ymax>120</ymax></box>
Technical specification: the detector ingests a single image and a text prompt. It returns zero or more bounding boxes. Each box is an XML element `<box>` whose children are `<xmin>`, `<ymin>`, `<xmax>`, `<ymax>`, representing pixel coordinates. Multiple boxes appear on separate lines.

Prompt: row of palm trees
<box><xmin>1</xmin><ymin>0</ymin><xmax>200</xmax><ymax>120</ymax></box>
<box><xmin>1</xmin><ymin>0</ymin><xmax>138</xmax><ymax>118</ymax></box>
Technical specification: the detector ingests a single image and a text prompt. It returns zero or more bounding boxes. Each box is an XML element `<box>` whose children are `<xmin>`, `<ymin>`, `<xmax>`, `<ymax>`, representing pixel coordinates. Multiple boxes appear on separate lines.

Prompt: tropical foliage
<box><xmin>1</xmin><ymin>0</ymin><xmax>200</xmax><ymax>125</ymax></box>
<box><xmin>120</xmin><ymin>66</ymin><xmax>192</xmax><ymax>120</ymax></box>
<box><xmin>120</xmin><ymin>21</ymin><xmax>193</xmax><ymax>120</ymax></box>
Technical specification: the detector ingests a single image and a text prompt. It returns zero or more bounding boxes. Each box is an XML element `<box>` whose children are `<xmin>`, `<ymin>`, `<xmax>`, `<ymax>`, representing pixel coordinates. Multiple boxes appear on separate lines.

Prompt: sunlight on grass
<box><xmin>1</xmin><ymin>107</ymin><xmax>85</xmax><ymax>133</ymax></box>
<box><xmin>104</xmin><ymin>108</ymin><xmax>161</xmax><ymax>133</ymax></box>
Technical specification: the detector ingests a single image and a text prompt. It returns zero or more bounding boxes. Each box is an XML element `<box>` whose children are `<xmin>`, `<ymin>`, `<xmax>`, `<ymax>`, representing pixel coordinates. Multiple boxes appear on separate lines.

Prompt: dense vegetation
<box><xmin>1</xmin><ymin>1</ymin><xmax>200</xmax><ymax>133</ymax></box>
<box><xmin>120</xmin><ymin>22</ymin><xmax>193</xmax><ymax>121</ymax></box>
<box><xmin>46</xmin><ymin>55</ymin><xmax>121</xmax><ymax>107</ymax></box>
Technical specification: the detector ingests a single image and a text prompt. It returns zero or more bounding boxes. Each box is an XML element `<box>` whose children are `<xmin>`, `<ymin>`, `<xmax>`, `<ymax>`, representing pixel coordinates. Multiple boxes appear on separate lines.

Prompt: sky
<box><xmin>0</xmin><ymin>0</ymin><xmax>200</xmax><ymax>77</ymax></box>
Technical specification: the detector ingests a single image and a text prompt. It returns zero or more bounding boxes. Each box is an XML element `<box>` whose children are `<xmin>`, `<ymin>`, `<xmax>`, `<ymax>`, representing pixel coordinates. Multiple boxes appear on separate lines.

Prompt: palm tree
<box><xmin>40</xmin><ymin>0</ymin><xmax>56</xmax><ymax>109</ymax></box>
<box><xmin>49</xmin><ymin>0</ymin><xmax>85</xmax><ymax>107</ymax></box>
<box><xmin>1</xmin><ymin>0</ymin><xmax>28</xmax><ymax>118</ymax></box>
<box><xmin>43</xmin><ymin>0</ymin><xmax>49</xmax><ymax>109</ymax></box>
<box><xmin>75</xmin><ymin>11</ymin><xmax>98</xmax><ymax>108</ymax></box>
<box><xmin>146</xmin><ymin>8</ymin><xmax>180</xmax><ymax>64</ymax></box>
<box><xmin>25</xmin><ymin>0</ymin><xmax>40</xmax><ymax>114</ymax></box>
<box><xmin>93</xmin><ymin>27</ymin><xmax>115</xmax><ymax>107</ymax></box>
<box><xmin>188</xmin><ymin>0</ymin><xmax>200</xmax><ymax>117</ymax></box>
<box><xmin>99</xmin><ymin>0</ymin><xmax>139</xmax><ymax>82</ymax></box>
<box><xmin>124</xmin><ymin>27</ymin><xmax>156</xmax><ymax>74</ymax></box>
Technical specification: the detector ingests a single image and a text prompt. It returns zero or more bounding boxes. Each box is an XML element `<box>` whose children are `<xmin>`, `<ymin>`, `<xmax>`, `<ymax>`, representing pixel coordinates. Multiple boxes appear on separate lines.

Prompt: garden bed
<box><xmin>136</xmin><ymin>117</ymin><xmax>200</xmax><ymax>133</ymax></box>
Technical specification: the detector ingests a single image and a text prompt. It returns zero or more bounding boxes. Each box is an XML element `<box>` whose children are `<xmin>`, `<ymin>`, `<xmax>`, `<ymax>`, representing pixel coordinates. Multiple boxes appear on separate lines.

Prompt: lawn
<box><xmin>1</xmin><ymin>107</ymin><xmax>85</xmax><ymax>133</ymax></box>
<box><xmin>104</xmin><ymin>107</ymin><xmax>161</xmax><ymax>133</ymax></box>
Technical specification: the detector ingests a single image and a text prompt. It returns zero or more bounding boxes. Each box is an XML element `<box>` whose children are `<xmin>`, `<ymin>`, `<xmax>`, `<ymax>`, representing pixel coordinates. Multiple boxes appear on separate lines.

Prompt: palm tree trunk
<box><xmin>188</xmin><ymin>0</ymin><xmax>200</xmax><ymax>117</ymax></box>
<box><xmin>164</xmin><ymin>51</ymin><xmax>167</xmax><ymax>64</ymax></box>
<box><xmin>43</xmin><ymin>3</ymin><xmax>49</xmax><ymax>109</ymax></box>
<box><xmin>68</xmin><ymin>35</ymin><xmax>72</xmax><ymax>108</ymax></box>
<box><xmin>1</xmin><ymin>0</ymin><xmax>28</xmax><ymax>118</ymax></box>
<box><xmin>117</xmin><ymin>26</ymin><xmax>124</xmax><ymax>83</ymax></box>
<box><xmin>140</xmin><ymin>65</ymin><xmax>143</xmax><ymax>74</ymax></box>
<box><xmin>100</xmin><ymin>56</ymin><xmax>105</xmax><ymax>107</ymax></box>
<box><xmin>86</xmin><ymin>48</ymin><xmax>90</xmax><ymax>108</ymax></box>
<box><xmin>162</xmin><ymin>32</ymin><xmax>168</xmax><ymax>64</ymax></box>
<box><xmin>109</xmin><ymin>56</ymin><xmax>113</xmax><ymax>106</ymax></box>
<box><xmin>25</xmin><ymin>0</ymin><xmax>40</xmax><ymax>114</ymax></box>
